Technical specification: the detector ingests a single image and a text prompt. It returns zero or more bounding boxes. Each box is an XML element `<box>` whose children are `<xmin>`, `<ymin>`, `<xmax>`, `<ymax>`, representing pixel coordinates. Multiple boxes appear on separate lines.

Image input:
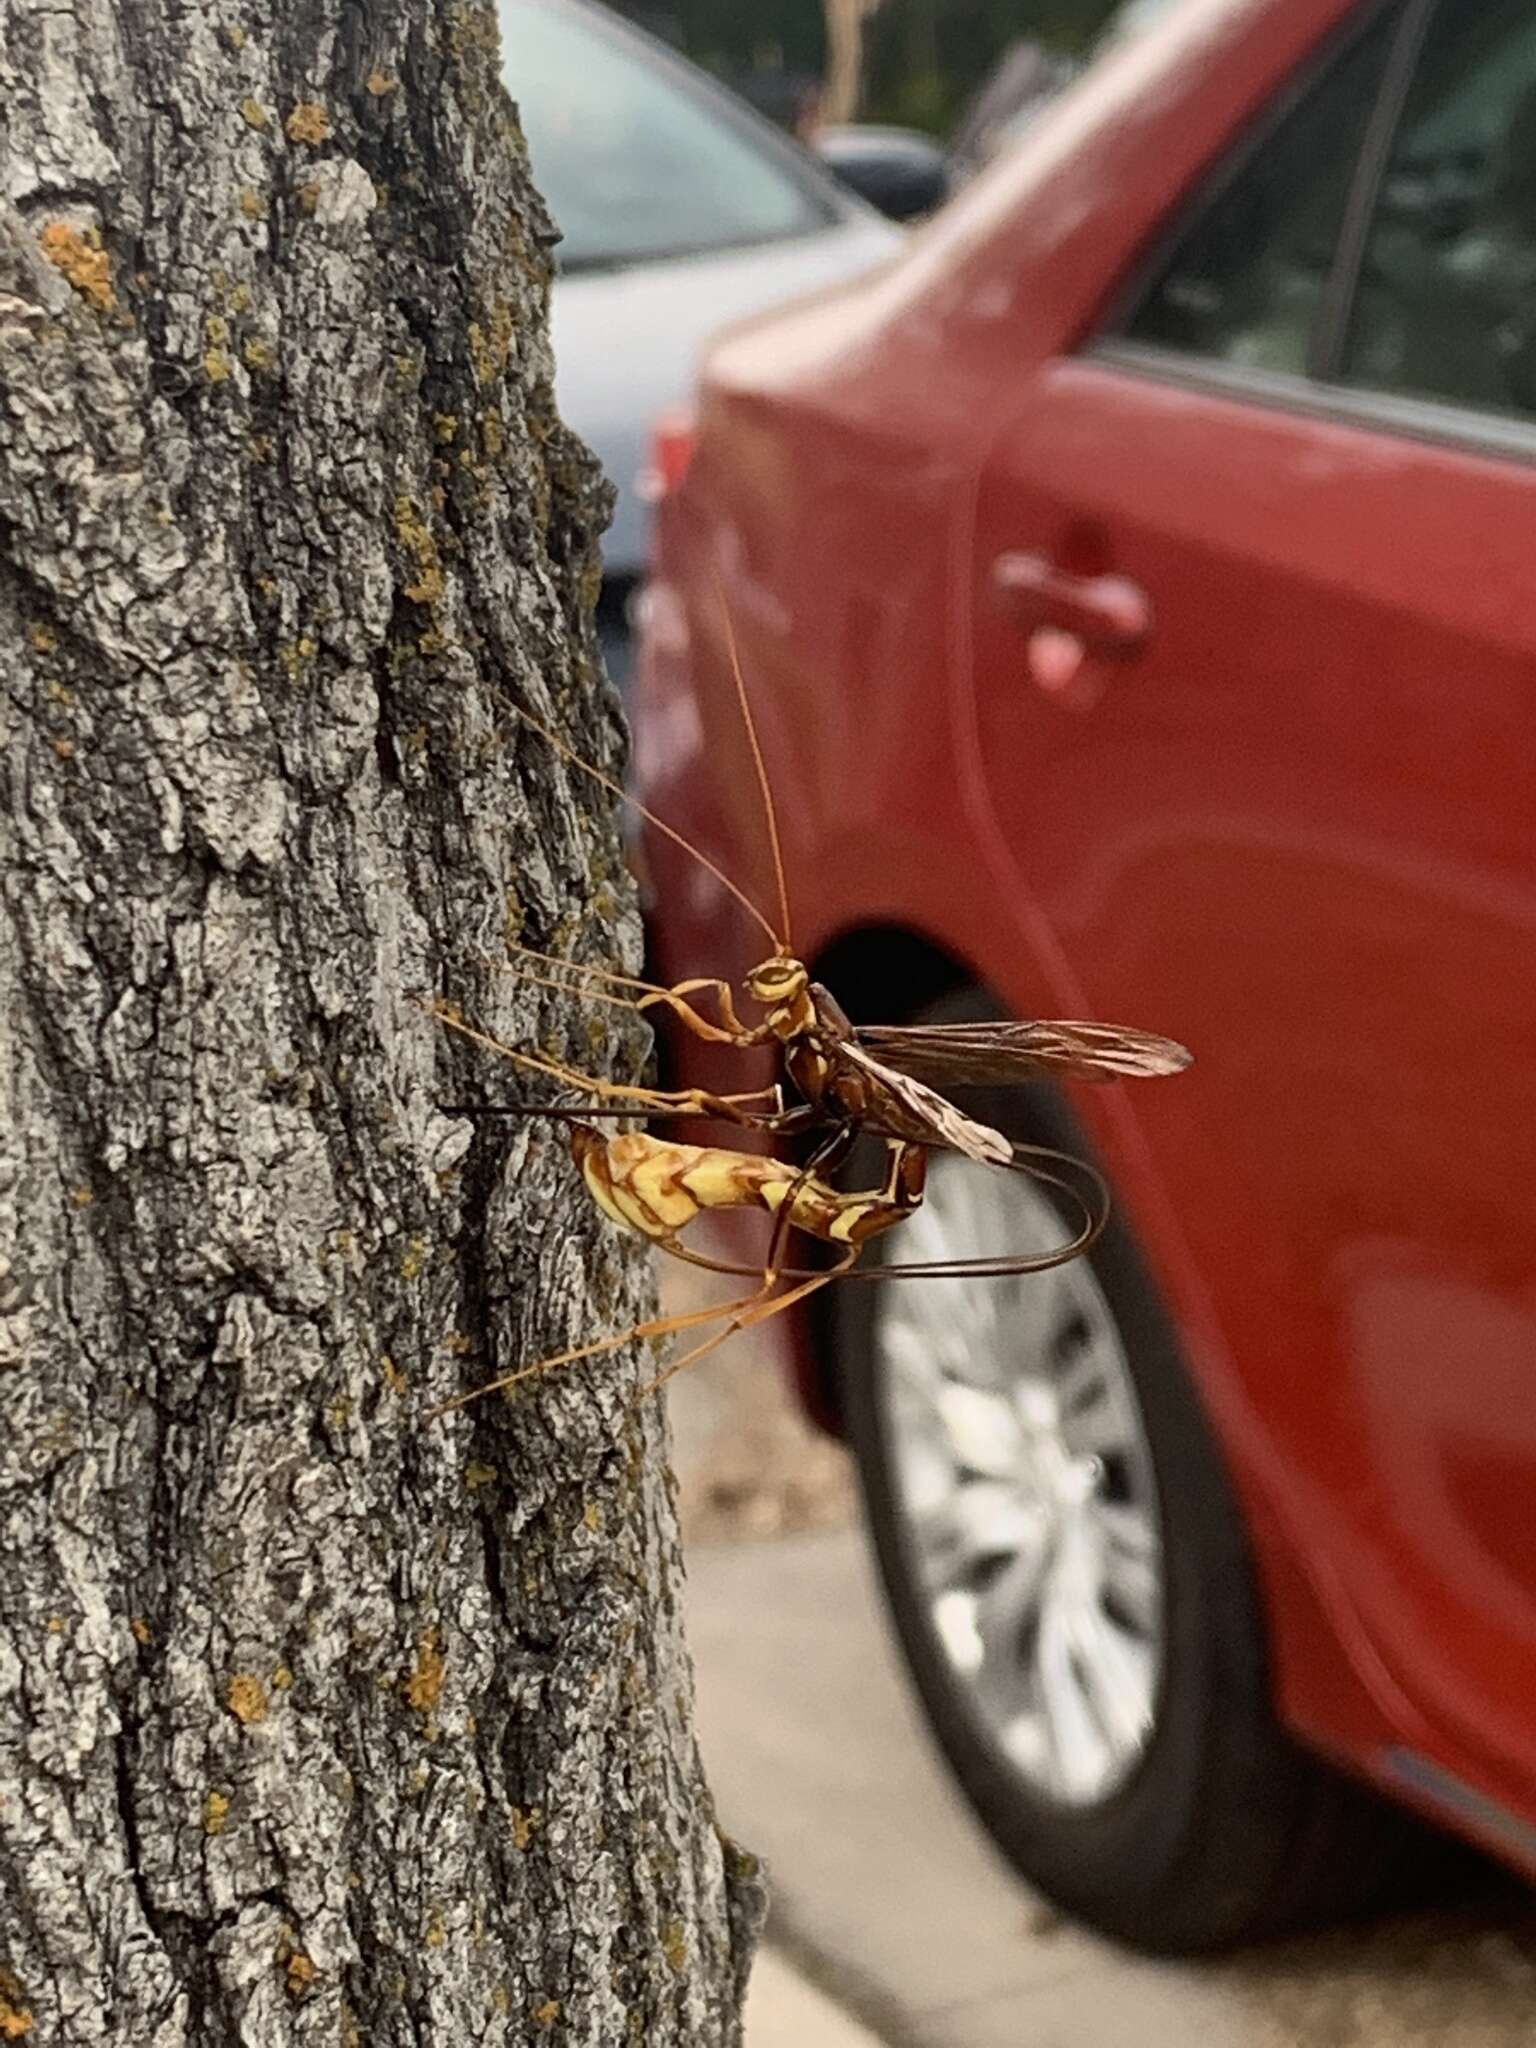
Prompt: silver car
<box><xmin>498</xmin><ymin>0</ymin><xmax>902</xmax><ymax>678</ymax></box>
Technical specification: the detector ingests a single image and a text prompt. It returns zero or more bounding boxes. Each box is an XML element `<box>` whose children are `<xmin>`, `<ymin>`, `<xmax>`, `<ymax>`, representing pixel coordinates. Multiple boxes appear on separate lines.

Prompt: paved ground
<box><xmin>746</xmin><ymin>1948</ymin><xmax>885</xmax><ymax>2048</ymax></box>
<box><xmin>688</xmin><ymin>1522</ymin><xmax>1536</xmax><ymax>2048</ymax></box>
<box><xmin>662</xmin><ymin>1270</ymin><xmax>1536</xmax><ymax>2048</ymax></box>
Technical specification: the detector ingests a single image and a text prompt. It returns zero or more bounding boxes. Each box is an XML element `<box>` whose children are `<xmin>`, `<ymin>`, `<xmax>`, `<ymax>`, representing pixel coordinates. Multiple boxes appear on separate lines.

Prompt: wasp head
<box><xmin>746</xmin><ymin>955</ymin><xmax>809</xmax><ymax>1006</ymax></box>
<box><xmin>747</xmin><ymin>955</ymin><xmax>814</xmax><ymax>1038</ymax></box>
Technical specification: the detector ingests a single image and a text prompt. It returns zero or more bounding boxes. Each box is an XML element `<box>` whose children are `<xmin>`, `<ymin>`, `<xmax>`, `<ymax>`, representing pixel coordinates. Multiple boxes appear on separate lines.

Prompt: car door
<box><xmin>966</xmin><ymin>0</ymin><xmax>1536</xmax><ymax>1803</ymax></box>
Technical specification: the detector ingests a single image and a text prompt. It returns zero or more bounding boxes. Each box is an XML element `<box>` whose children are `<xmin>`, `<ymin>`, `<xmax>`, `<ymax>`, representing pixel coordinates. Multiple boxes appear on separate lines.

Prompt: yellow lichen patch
<box><xmin>464</xmin><ymin>1461</ymin><xmax>497</xmax><ymax>1492</ymax></box>
<box><xmin>206</xmin><ymin>314</ymin><xmax>229</xmax><ymax>347</ymax></box>
<box><xmin>230</xmin><ymin>283</ymin><xmax>252</xmax><ymax>313</ymax></box>
<box><xmin>286</xmin><ymin>101</ymin><xmax>331</xmax><ymax>145</ymax></box>
<box><xmin>226</xmin><ymin>1673</ymin><xmax>269</xmax><ymax>1725</ymax></box>
<box><xmin>468</xmin><ymin>321</ymin><xmax>494</xmax><ymax>388</ymax></box>
<box><xmin>239</xmin><ymin>96</ymin><xmax>269</xmax><ymax>130</ymax></box>
<box><xmin>425</xmin><ymin>1914</ymin><xmax>446</xmax><ymax>1949</ymax></box>
<box><xmin>433</xmin><ymin>412</ymin><xmax>458</xmax><ymax>444</ymax></box>
<box><xmin>328</xmin><ymin>1395</ymin><xmax>353</xmax><ymax>1431</ymax></box>
<box><xmin>39</xmin><ymin>221</ymin><xmax>115</xmax><ymax>312</ymax></box>
<box><xmin>248</xmin><ymin>433</ymin><xmax>273</xmax><ymax>464</ymax></box>
<box><xmin>298</xmin><ymin>182</ymin><xmax>321</xmax><ymax>214</ymax></box>
<box><xmin>394</xmin><ymin>495</ymin><xmax>445</xmax><ymax>607</ymax></box>
<box><xmin>660</xmin><ymin>1918</ymin><xmax>688</xmax><ymax>1976</ymax></box>
<box><xmin>242</xmin><ymin>337</ymin><xmax>274</xmax><ymax>371</ymax></box>
<box><xmin>203</xmin><ymin>1789</ymin><xmax>231</xmax><ymax>1835</ymax></box>
<box><xmin>204</xmin><ymin>347</ymin><xmax>232</xmax><ymax>384</ymax></box>
<box><xmin>224</xmin><ymin>24</ymin><xmax>246</xmax><ymax>48</ymax></box>
<box><xmin>382</xmin><ymin>1355</ymin><xmax>407</xmax><ymax>1395</ymax></box>
<box><xmin>531</xmin><ymin>2000</ymin><xmax>561</xmax><ymax>2029</ymax></box>
<box><xmin>70</xmin><ymin>1184</ymin><xmax>93</xmax><ymax>1207</ymax></box>
<box><xmin>481</xmin><ymin>412</ymin><xmax>504</xmax><ymax>459</ymax></box>
<box><xmin>239</xmin><ymin>187</ymin><xmax>267</xmax><ymax>220</ymax></box>
<box><xmin>278</xmin><ymin>636</ymin><xmax>317</xmax><ymax>680</ymax></box>
<box><xmin>510</xmin><ymin>1805</ymin><xmax>542</xmax><ymax>1850</ymax></box>
<box><xmin>29</xmin><ymin>624</ymin><xmax>56</xmax><ymax>655</ymax></box>
<box><xmin>46</xmin><ymin>1615</ymin><xmax>64</xmax><ymax>1636</ymax></box>
<box><xmin>399</xmin><ymin>1235</ymin><xmax>429</xmax><ymax>1281</ymax></box>
<box><xmin>284</xmin><ymin>1952</ymin><xmax>317</xmax><ymax>1997</ymax></box>
<box><xmin>0</xmin><ymin>1997</ymin><xmax>33</xmax><ymax>2040</ymax></box>
<box><xmin>583</xmin><ymin>1502</ymin><xmax>602</xmax><ymax>1535</ymax></box>
<box><xmin>404</xmin><ymin>1629</ymin><xmax>444</xmax><ymax>1714</ymax></box>
<box><xmin>131</xmin><ymin>1616</ymin><xmax>153</xmax><ymax>1646</ymax></box>
<box><xmin>368</xmin><ymin>70</ymin><xmax>399</xmax><ymax>96</ymax></box>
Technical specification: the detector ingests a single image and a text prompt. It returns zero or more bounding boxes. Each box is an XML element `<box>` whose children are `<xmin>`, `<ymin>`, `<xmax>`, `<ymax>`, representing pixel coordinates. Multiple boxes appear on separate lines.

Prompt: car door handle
<box><xmin>992</xmin><ymin>551</ymin><xmax>1154</xmax><ymax>654</ymax></box>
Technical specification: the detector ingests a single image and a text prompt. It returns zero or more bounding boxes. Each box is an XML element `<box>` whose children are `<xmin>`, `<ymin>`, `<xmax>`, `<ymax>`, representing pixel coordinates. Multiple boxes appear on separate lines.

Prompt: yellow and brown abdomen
<box><xmin>569</xmin><ymin>1126</ymin><xmax>920</xmax><ymax>1252</ymax></box>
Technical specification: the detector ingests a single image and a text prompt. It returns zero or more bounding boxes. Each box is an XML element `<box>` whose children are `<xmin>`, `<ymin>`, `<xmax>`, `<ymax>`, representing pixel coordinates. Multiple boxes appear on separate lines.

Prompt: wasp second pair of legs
<box><xmin>433</xmin><ymin>998</ymin><xmax>785</xmax><ymax>1131</ymax></box>
<box><xmin>500</xmin><ymin>943</ymin><xmax>767</xmax><ymax>1050</ymax></box>
<box><xmin>433</xmin><ymin>1125</ymin><xmax>926</xmax><ymax>1413</ymax></box>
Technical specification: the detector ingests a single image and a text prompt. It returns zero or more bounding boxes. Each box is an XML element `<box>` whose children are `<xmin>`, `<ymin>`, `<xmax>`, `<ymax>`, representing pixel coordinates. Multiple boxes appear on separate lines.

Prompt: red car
<box><xmin>635</xmin><ymin>0</ymin><xmax>1536</xmax><ymax>1954</ymax></box>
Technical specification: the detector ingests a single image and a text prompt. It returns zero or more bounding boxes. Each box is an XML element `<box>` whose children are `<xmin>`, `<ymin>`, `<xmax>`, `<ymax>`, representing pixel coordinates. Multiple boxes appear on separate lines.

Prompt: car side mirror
<box><xmin>813</xmin><ymin>125</ymin><xmax>951</xmax><ymax>222</ymax></box>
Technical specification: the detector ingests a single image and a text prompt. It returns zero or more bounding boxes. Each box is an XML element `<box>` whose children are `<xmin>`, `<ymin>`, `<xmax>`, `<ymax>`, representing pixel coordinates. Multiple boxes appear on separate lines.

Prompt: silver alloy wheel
<box><xmin>873</xmin><ymin>1149</ymin><xmax>1164</xmax><ymax>1806</ymax></box>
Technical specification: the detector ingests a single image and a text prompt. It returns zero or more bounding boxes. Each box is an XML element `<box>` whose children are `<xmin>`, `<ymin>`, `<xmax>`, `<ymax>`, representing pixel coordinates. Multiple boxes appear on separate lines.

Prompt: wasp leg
<box><xmin>639</xmin><ymin>1133</ymin><xmax>924</xmax><ymax>1390</ymax></box>
<box><xmin>438</xmin><ymin>1092</ymin><xmax>796</xmax><ymax>1129</ymax></box>
<box><xmin>634</xmin><ymin>977</ymin><xmax>768</xmax><ymax>1048</ymax></box>
<box><xmin>757</xmin><ymin>1120</ymin><xmax>858</xmax><ymax>1285</ymax></box>
<box><xmin>636</xmin><ymin>1251</ymin><xmax>861</xmax><ymax>1399</ymax></box>
<box><xmin>853</xmin><ymin>1142</ymin><xmax>1106</xmax><ymax>1278</ymax></box>
<box><xmin>503</xmin><ymin>942</ymin><xmax>680</xmax><ymax>1001</ymax></box>
<box><xmin>430</xmin><ymin>1277</ymin><xmax>786</xmax><ymax>1417</ymax></box>
<box><xmin>433</xmin><ymin>1003</ymin><xmax>782</xmax><ymax>1125</ymax></box>
<box><xmin>501</xmin><ymin>948</ymin><xmax>762</xmax><ymax>1044</ymax></box>
<box><xmin>509</xmin><ymin>956</ymin><xmax>761</xmax><ymax>1045</ymax></box>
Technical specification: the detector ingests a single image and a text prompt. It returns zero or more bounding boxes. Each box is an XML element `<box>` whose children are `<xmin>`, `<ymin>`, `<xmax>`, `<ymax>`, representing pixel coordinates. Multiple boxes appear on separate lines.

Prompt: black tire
<box><xmin>825</xmin><ymin>984</ymin><xmax>1434</xmax><ymax>1954</ymax></box>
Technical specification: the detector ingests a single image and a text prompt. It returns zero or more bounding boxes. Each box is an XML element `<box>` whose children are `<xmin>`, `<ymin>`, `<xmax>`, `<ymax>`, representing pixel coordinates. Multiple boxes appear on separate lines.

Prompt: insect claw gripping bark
<box><xmin>437</xmin><ymin>615</ymin><xmax>1191</xmax><ymax>1407</ymax></box>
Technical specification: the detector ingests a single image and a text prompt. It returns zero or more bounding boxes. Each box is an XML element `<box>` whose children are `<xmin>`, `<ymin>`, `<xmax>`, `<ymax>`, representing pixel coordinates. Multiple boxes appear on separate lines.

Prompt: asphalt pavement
<box><xmin>666</xmin><ymin>1297</ymin><xmax>1536</xmax><ymax>2048</ymax></box>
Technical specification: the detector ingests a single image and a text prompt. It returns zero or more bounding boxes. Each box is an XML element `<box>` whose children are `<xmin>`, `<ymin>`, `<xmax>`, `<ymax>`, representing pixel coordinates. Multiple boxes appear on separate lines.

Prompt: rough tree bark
<box><xmin>0</xmin><ymin>3</ymin><xmax>764</xmax><ymax>2042</ymax></box>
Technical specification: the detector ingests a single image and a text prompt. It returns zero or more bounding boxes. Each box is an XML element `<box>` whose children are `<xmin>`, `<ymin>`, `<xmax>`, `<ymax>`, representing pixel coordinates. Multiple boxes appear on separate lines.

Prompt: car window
<box><xmin>1117</xmin><ymin>5</ymin><xmax>1405</xmax><ymax>376</ymax></box>
<box><xmin>1342</xmin><ymin>0</ymin><xmax>1536</xmax><ymax>420</ymax></box>
<box><xmin>499</xmin><ymin>0</ymin><xmax>831</xmax><ymax>271</ymax></box>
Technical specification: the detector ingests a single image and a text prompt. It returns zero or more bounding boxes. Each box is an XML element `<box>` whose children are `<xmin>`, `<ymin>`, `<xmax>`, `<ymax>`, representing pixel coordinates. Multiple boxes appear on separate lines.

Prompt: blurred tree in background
<box><xmin>615</xmin><ymin>0</ymin><xmax>1128</xmax><ymax>132</ymax></box>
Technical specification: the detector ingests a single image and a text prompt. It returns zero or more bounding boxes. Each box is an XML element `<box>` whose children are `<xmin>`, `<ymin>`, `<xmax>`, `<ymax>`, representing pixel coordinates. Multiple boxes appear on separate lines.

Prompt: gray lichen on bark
<box><xmin>0</xmin><ymin>2</ymin><xmax>764</xmax><ymax>2041</ymax></box>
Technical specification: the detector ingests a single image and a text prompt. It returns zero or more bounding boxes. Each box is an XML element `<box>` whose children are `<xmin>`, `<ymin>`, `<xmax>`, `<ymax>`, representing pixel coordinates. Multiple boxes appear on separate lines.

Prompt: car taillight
<box><xmin>638</xmin><ymin>406</ymin><xmax>697</xmax><ymax>505</ymax></box>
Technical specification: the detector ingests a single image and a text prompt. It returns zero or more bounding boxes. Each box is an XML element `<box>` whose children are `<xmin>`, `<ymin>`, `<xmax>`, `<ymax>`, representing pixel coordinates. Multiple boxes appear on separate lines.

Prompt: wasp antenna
<box><xmin>496</xmin><ymin>689</ymin><xmax>781</xmax><ymax>950</ymax></box>
<box><xmin>714</xmin><ymin>574</ymin><xmax>792</xmax><ymax>953</ymax></box>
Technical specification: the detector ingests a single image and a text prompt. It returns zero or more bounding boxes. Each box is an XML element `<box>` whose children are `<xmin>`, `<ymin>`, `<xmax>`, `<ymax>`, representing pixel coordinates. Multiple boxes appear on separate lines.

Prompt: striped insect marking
<box><xmin>569</xmin><ymin>1126</ymin><xmax>922</xmax><ymax>1252</ymax></box>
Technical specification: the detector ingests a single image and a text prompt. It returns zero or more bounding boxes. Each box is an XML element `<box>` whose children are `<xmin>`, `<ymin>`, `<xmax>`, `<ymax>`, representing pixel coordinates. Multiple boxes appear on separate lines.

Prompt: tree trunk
<box><xmin>821</xmin><ymin>0</ymin><xmax>885</xmax><ymax>125</ymax></box>
<box><xmin>0</xmin><ymin>4</ymin><xmax>763</xmax><ymax>2042</ymax></box>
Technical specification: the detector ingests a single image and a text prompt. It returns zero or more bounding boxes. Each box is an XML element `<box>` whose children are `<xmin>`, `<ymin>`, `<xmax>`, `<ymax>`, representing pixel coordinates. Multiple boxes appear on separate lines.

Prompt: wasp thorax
<box><xmin>746</xmin><ymin>955</ymin><xmax>809</xmax><ymax>1006</ymax></box>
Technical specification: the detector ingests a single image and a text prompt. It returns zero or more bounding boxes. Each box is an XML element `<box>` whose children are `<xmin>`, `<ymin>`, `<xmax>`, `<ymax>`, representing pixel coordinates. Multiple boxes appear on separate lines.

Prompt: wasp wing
<box><xmin>855</xmin><ymin>1019</ymin><xmax>1192</xmax><ymax>1089</ymax></box>
<box><xmin>832</xmin><ymin>1038</ymin><xmax>1015</xmax><ymax>1165</ymax></box>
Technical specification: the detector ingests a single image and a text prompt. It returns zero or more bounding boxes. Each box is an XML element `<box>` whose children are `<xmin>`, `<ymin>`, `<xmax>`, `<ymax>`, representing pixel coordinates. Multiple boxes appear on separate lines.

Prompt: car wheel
<box><xmin>828</xmin><ymin>986</ymin><xmax>1422</xmax><ymax>1953</ymax></box>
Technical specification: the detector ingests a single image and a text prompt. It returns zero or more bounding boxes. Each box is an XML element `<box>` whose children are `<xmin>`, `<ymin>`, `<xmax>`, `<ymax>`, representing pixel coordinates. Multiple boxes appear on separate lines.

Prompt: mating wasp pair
<box><xmin>435</xmin><ymin>610</ymin><xmax>1189</xmax><ymax>1410</ymax></box>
